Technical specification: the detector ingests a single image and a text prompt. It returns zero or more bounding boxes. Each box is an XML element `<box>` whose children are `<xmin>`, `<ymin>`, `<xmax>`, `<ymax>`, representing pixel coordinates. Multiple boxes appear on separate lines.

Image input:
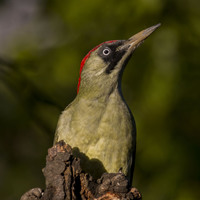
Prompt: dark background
<box><xmin>0</xmin><ymin>0</ymin><xmax>199</xmax><ymax>199</ymax></box>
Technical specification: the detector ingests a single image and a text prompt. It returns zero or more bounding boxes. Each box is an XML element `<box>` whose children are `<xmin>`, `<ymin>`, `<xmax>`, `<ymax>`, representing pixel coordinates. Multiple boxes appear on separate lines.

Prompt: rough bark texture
<box><xmin>20</xmin><ymin>141</ymin><xmax>142</xmax><ymax>200</ymax></box>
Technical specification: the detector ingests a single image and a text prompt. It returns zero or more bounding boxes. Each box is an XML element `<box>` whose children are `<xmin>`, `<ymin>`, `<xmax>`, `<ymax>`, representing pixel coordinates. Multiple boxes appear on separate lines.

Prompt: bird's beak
<box><xmin>119</xmin><ymin>23</ymin><xmax>161</xmax><ymax>53</ymax></box>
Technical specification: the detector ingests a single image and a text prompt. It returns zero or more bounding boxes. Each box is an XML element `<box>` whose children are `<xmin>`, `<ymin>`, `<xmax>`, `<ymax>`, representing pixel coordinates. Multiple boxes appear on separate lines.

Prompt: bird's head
<box><xmin>77</xmin><ymin>23</ymin><xmax>161</xmax><ymax>96</ymax></box>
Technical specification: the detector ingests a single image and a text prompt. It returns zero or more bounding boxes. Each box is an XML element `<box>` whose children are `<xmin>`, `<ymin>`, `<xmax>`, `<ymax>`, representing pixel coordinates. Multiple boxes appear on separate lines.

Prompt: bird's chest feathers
<box><xmin>56</xmin><ymin>91</ymin><xmax>134</xmax><ymax>174</ymax></box>
<box><xmin>69</xmin><ymin>92</ymin><xmax>133</xmax><ymax>144</ymax></box>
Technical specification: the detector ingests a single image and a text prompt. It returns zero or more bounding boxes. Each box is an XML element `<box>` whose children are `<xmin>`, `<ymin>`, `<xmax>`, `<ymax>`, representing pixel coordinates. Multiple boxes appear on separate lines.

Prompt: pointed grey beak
<box><xmin>120</xmin><ymin>23</ymin><xmax>161</xmax><ymax>52</ymax></box>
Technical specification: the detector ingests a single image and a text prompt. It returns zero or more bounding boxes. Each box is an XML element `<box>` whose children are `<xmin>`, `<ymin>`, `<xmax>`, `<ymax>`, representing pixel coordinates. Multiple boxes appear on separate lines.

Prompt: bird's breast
<box><xmin>55</xmin><ymin>91</ymin><xmax>135</xmax><ymax>176</ymax></box>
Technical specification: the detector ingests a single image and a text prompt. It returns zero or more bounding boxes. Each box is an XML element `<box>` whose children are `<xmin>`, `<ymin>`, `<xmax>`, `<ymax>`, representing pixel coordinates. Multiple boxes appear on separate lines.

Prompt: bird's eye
<box><xmin>102</xmin><ymin>48</ymin><xmax>111</xmax><ymax>56</ymax></box>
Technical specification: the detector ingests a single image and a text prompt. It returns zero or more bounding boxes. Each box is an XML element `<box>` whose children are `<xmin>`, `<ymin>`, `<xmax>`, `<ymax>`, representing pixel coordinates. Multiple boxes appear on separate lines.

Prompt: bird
<box><xmin>54</xmin><ymin>23</ymin><xmax>161</xmax><ymax>183</ymax></box>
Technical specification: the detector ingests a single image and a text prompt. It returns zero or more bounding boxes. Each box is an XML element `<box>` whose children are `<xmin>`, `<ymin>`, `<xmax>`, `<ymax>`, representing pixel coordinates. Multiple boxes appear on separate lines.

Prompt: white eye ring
<box><xmin>102</xmin><ymin>48</ymin><xmax>111</xmax><ymax>56</ymax></box>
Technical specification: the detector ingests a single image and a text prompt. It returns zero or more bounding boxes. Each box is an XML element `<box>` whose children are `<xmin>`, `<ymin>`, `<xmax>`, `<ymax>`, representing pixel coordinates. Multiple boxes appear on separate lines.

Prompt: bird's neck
<box><xmin>76</xmin><ymin>80</ymin><xmax>123</xmax><ymax>103</ymax></box>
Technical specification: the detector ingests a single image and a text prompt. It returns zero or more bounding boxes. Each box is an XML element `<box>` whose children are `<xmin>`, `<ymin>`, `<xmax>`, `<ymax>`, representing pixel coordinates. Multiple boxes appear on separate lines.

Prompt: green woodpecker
<box><xmin>54</xmin><ymin>24</ymin><xmax>160</xmax><ymax>182</ymax></box>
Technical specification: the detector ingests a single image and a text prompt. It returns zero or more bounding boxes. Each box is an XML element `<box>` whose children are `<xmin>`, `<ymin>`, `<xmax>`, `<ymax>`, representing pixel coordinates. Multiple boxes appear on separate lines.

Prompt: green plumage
<box><xmin>54</xmin><ymin>81</ymin><xmax>136</xmax><ymax>179</ymax></box>
<box><xmin>54</xmin><ymin>24</ymin><xmax>160</xmax><ymax>183</ymax></box>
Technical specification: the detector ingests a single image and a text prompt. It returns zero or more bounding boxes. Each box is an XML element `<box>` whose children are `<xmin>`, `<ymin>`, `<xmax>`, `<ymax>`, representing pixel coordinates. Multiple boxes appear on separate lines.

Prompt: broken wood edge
<box><xmin>20</xmin><ymin>140</ymin><xmax>142</xmax><ymax>200</ymax></box>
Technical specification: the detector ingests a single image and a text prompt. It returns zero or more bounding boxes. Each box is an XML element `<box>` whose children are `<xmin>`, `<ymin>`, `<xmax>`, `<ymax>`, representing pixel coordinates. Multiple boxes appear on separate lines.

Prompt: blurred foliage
<box><xmin>0</xmin><ymin>0</ymin><xmax>199</xmax><ymax>199</ymax></box>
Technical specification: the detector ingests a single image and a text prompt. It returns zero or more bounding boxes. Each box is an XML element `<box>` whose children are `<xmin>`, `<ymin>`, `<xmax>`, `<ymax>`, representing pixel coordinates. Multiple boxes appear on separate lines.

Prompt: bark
<box><xmin>20</xmin><ymin>141</ymin><xmax>142</xmax><ymax>200</ymax></box>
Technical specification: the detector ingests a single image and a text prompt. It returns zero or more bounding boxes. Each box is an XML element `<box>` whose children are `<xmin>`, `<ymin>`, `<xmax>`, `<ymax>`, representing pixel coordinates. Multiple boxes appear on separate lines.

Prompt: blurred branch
<box><xmin>0</xmin><ymin>56</ymin><xmax>62</xmax><ymax>134</ymax></box>
<box><xmin>0</xmin><ymin>57</ymin><xmax>14</xmax><ymax>74</ymax></box>
<box><xmin>0</xmin><ymin>56</ymin><xmax>63</xmax><ymax>108</ymax></box>
<box><xmin>0</xmin><ymin>57</ymin><xmax>13</xmax><ymax>67</ymax></box>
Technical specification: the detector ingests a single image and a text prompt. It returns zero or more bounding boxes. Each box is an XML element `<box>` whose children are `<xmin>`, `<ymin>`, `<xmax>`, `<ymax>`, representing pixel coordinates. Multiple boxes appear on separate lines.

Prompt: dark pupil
<box><xmin>104</xmin><ymin>49</ymin><xmax>109</xmax><ymax>55</ymax></box>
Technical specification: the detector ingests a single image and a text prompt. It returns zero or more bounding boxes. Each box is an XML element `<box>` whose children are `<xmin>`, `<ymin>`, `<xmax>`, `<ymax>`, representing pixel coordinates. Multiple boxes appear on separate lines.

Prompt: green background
<box><xmin>0</xmin><ymin>0</ymin><xmax>199</xmax><ymax>199</ymax></box>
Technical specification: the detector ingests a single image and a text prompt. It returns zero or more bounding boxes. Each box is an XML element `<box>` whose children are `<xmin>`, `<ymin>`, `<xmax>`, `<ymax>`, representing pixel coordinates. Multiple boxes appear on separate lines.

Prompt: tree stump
<box><xmin>20</xmin><ymin>141</ymin><xmax>142</xmax><ymax>200</ymax></box>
